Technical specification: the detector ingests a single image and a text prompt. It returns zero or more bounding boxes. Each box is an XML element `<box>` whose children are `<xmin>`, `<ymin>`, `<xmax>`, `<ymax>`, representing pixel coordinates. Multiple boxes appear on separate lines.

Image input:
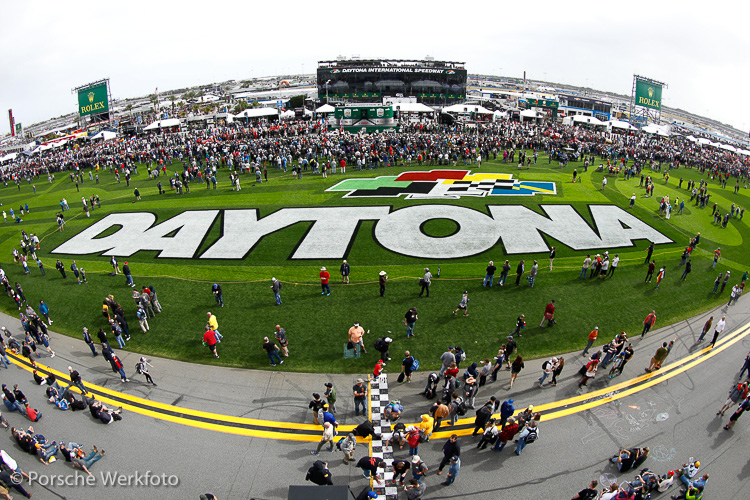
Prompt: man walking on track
<box><xmin>710</xmin><ymin>316</ymin><xmax>727</xmax><ymax>348</ymax></box>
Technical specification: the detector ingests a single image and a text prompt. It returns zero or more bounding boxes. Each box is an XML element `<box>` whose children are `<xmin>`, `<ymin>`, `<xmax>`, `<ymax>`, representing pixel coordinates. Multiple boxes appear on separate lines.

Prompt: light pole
<box><xmin>325</xmin><ymin>79</ymin><xmax>331</xmax><ymax>104</ymax></box>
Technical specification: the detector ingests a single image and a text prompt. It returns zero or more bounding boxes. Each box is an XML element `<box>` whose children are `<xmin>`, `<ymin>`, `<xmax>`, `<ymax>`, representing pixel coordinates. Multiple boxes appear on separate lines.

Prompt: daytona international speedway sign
<box><xmin>52</xmin><ymin>204</ymin><xmax>671</xmax><ymax>260</ymax></box>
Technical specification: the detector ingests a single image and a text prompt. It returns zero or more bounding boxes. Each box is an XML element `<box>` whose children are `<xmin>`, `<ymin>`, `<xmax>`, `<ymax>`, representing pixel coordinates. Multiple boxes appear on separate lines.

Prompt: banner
<box><xmin>8</xmin><ymin>109</ymin><xmax>14</xmax><ymax>137</ymax></box>
<box><xmin>635</xmin><ymin>79</ymin><xmax>662</xmax><ymax>110</ymax></box>
<box><xmin>78</xmin><ymin>83</ymin><xmax>109</xmax><ymax>116</ymax></box>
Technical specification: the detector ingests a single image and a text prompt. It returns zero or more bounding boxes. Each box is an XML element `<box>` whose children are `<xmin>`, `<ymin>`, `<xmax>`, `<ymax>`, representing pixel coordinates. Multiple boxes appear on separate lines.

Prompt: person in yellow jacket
<box><xmin>207</xmin><ymin>312</ymin><xmax>223</xmax><ymax>342</ymax></box>
<box><xmin>418</xmin><ymin>414</ymin><xmax>434</xmax><ymax>440</ymax></box>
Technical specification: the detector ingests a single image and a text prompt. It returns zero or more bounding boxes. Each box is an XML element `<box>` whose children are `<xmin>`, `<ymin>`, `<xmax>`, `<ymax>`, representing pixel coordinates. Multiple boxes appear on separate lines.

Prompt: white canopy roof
<box><xmin>0</xmin><ymin>152</ymin><xmax>18</xmax><ymax>162</ymax></box>
<box><xmin>442</xmin><ymin>104</ymin><xmax>493</xmax><ymax>114</ymax></box>
<box><xmin>738</xmin><ymin>149</ymin><xmax>750</xmax><ymax>156</ymax></box>
<box><xmin>144</xmin><ymin>118</ymin><xmax>181</xmax><ymax>131</ymax></box>
<box><xmin>280</xmin><ymin>110</ymin><xmax>296</xmax><ymax>119</ymax></box>
<box><xmin>520</xmin><ymin>109</ymin><xmax>543</xmax><ymax>118</ymax></box>
<box><xmin>719</xmin><ymin>143</ymin><xmax>737</xmax><ymax>152</ymax></box>
<box><xmin>235</xmin><ymin>108</ymin><xmax>279</xmax><ymax>119</ymax></box>
<box><xmin>609</xmin><ymin>120</ymin><xmax>637</xmax><ymax>130</ymax></box>
<box><xmin>91</xmin><ymin>130</ymin><xmax>118</xmax><ymax>141</ymax></box>
<box><xmin>315</xmin><ymin>104</ymin><xmax>335</xmax><ymax>113</ymax></box>
<box><xmin>641</xmin><ymin>125</ymin><xmax>670</xmax><ymax>137</ymax></box>
<box><xmin>573</xmin><ymin>115</ymin><xmax>605</xmax><ymax>126</ymax></box>
<box><xmin>391</xmin><ymin>102</ymin><xmax>434</xmax><ymax>113</ymax></box>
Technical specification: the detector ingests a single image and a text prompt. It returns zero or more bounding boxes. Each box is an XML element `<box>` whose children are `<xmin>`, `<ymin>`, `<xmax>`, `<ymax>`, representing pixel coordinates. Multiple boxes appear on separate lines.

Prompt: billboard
<box><xmin>333</xmin><ymin>105</ymin><xmax>396</xmax><ymax>132</ymax></box>
<box><xmin>635</xmin><ymin>79</ymin><xmax>662</xmax><ymax>110</ymax></box>
<box><xmin>8</xmin><ymin>109</ymin><xmax>14</xmax><ymax>137</ymax></box>
<box><xmin>318</xmin><ymin>65</ymin><xmax>467</xmax><ymax>104</ymax></box>
<box><xmin>77</xmin><ymin>83</ymin><xmax>109</xmax><ymax>116</ymax></box>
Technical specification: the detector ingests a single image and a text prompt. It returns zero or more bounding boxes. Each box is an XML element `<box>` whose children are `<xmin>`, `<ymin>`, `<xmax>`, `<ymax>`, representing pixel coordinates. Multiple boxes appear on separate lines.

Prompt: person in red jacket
<box><xmin>540</xmin><ymin>300</ymin><xmax>556</xmax><ymax>327</ymax></box>
<box><xmin>641</xmin><ymin>310</ymin><xmax>656</xmax><ymax>338</ymax></box>
<box><xmin>203</xmin><ymin>327</ymin><xmax>219</xmax><ymax>358</ymax></box>
<box><xmin>320</xmin><ymin>267</ymin><xmax>331</xmax><ymax>296</ymax></box>
<box><xmin>493</xmin><ymin>417</ymin><xmax>519</xmax><ymax>452</ymax></box>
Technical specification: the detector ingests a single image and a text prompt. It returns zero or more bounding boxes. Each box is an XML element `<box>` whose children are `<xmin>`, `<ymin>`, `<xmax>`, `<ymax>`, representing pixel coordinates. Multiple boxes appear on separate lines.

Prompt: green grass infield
<box><xmin>1</xmin><ymin>152</ymin><xmax>747</xmax><ymax>373</ymax></box>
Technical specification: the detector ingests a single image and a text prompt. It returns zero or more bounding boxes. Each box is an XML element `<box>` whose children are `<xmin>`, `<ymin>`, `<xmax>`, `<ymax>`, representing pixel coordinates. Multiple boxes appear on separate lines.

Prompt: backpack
<box><xmin>135</xmin><ymin>362</ymin><xmax>143</xmax><ymax>374</ymax></box>
<box><xmin>525</xmin><ymin>428</ymin><xmax>538</xmax><ymax>444</ymax></box>
<box><xmin>455</xmin><ymin>400</ymin><xmax>467</xmax><ymax>416</ymax></box>
<box><xmin>411</xmin><ymin>359</ymin><xmax>420</xmax><ymax>372</ymax></box>
<box><xmin>335</xmin><ymin>436</ymin><xmax>346</xmax><ymax>450</ymax></box>
<box><xmin>456</xmin><ymin>349</ymin><xmax>466</xmax><ymax>362</ymax></box>
<box><xmin>542</xmin><ymin>360</ymin><xmax>549</xmax><ymax>370</ymax></box>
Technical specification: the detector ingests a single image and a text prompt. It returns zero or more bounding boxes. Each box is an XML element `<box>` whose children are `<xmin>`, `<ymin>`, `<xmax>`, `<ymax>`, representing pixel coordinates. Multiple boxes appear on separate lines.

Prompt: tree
<box><xmin>233</xmin><ymin>101</ymin><xmax>250</xmax><ymax>114</ymax></box>
<box><xmin>288</xmin><ymin>95</ymin><xmax>306</xmax><ymax>109</ymax></box>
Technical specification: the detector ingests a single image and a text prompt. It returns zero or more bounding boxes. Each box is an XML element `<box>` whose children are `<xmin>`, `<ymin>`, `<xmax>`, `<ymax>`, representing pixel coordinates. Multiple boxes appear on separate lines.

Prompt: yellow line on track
<box><xmin>8</xmin><ymin>322</ymin><xmax>747</xmax><ymax>441</ymax></box>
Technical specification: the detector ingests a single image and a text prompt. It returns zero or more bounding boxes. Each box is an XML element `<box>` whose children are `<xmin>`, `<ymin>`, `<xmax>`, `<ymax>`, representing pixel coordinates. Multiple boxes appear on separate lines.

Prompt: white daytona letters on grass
<box><xmin>374</xmin><ymin>205</ymin><xmax>502</xmax><ymax>259</ymax></box>
<box><xmin>51</xmin><ymin>211</ymin><xmax>219</xmax><ymax>258</ymax></box>
<box><xmin>201</xmin><ymin>207</ymin><xmax>390</xmax><ymax>259</ymax></box>
<box><xmin>51</xmin><ymin>205</ymin><xmax>671</xmax><ymax>259</ymax></box>
<box><xmin>489</xmin><ymin>205</ymin><xmax>672</xmax><ymax>254</ymax></box>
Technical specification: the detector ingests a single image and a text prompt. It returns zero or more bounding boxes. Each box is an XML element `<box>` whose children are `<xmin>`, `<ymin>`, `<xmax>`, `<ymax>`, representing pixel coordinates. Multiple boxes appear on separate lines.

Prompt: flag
<box><xmin>155</xmin><ymin>87</ymin><xmax>159</xmax><ymax>95</ymax></box>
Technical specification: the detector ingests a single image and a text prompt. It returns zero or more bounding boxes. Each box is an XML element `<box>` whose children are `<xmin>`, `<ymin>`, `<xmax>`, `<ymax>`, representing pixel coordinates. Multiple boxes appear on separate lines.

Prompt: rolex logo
<box><xmin>648</xmin><ymin>87</ymin><xmax>654</xmax><ymax>98</ymax></box>
<box><xmin>88</xmin><ymin>91</ymin><xmax>95</xmax><ymax>103</ymax></box>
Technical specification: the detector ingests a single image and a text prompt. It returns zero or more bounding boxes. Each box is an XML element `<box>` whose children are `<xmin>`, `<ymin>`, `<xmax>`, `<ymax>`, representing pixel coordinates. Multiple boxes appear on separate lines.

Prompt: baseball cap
<box><xmin>324</xmin><ymin>383</ymin><xmax>332</xmax><ymax>388</ymax></box>
<box><xmin>367</xmin><ymin>493</ymin><xmax>378</xmax><ymax>499</ymax></box>
<box><xmin>385</xmin><ymin>337</ymin><xmax>393</xmax><ymax>343</ymax></box>
<box><xmin>412</xmin><ymin>455</ymin><xmax>421</xmax><ymax>463</ymax></box>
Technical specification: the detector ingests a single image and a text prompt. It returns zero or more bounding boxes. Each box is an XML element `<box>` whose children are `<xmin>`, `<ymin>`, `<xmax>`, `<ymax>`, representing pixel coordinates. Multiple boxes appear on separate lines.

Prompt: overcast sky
<box><xmin>2</xmin><ymin>1</ymin><xmax>748</xmax><ymax>136</ymax></box>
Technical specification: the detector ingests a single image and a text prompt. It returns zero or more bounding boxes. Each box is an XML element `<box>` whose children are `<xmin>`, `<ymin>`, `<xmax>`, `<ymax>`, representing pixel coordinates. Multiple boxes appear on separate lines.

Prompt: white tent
<box><xmin>0</xmin><ymin>152</ymin><xmax>18</xmax><ymax>163</ymax></box>
<box><xmin>608</xmin><ymin>120</ymin><xmax>637</xmax><ymax>131</ymax></box>
<box><xmin>520</xmin><ymin>109</ymin><xmax>544</xmax><ymax>123</ymax></box>
<box><xmin>91</xmin><ymin>131</ymin><xmax>118</xmax><ymax>141</ymax></box>
<box><xmin>391</xmin><ymin>102</ymin><xmax>434</xmax><ymax>113</ymax></box>
<box><xmin>144</xmin><ymin>118</ymin><xmax>181</xmax><ymax>131</ymax></box>
<box><xmin>738</xmin><ymin>149</ymin><xmax>750</xmax><ymax>156</ymax></box>
<box><xmin>235</xmin><ymin>108</ymin><xmax>278</xmax><ymax>119</ymax></box>
<box><xmin>572</xmin><ymin>115</ymin><xmax>605</xmax><ymax>126</ymax></box>
<box><xmin>521</xmin><ymin>109</ymin><xmax>543</xmax><ymax>118</ymax></box>
<box><xmin>315</xmin><ymin>104</ymin><xmax>335</xmax><ymax>113</ymax></box>
<box><xmin>442</xmin><ymin>104</ymin><xmax>494</xmax><ymax>115</ymax></box>
<box><xmin>685</xmin><ymin>135</ymin><xmax>697</xmax><ymax>142</ymax></box>
<box><xmin>641</xmin><ymin>125</ymin><xmax>670</xmax><ymax>137</ymax></box>
<box><xmin>53</xmin><ymin>140</ymin><xmax>69</xmax><ymax>149</ymax></box>
<box><xmin>280</xmin><ymin>110</ymin><xmax>296</xmax><ymax>119</ymax></box>
<box><xmin>719</xmin><ymin>143</ymin><xmax>737</xmax><ymax>152</ymax></box>
<box><xmin>696</xmin><ymin>137</ymin><xmax>711</xmax><ymax>145</ymax></box>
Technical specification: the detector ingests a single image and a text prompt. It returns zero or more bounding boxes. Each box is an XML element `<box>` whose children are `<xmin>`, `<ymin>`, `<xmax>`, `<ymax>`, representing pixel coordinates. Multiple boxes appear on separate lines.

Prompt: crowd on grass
<box><xmin>3</xmin><ymin>116</ymin><xmax>750</xmax><ymax>193</ymax></box>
